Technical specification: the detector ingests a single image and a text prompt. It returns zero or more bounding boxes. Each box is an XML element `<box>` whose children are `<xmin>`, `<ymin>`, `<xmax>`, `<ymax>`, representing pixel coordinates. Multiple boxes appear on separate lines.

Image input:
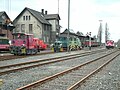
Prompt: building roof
<box><xmin>0</xmin><ymin>11</ymin><xmax>10</xmax><ymax>23</ymax></box>
<box><xmin>0</xmin><ymin>11</ymin><xmax>4</xmax><ymax>16</ymax></box>
<box><xmin>44</xmin><ymin>14</ymin><xmax>60</xmax><ymax>20</ymax></box>
<box><xmin>13</xmin><ymin>7</ymin><xmax>51</xmax><ymax>25</ymax></box>
<box><xmin>0</xmin><ymin>11</ymin><xmax>11</xmax><ymax>24</ymax></box>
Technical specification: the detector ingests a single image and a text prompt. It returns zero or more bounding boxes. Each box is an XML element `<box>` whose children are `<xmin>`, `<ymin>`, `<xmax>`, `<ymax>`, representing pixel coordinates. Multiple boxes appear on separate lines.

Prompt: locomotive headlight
<box><xmin>60</xmin><ymin>44</ymin><xmax>62</xmax><ymax>47</ymax></box>
<box><xmin>22</xmin><ymin>44</ymin><xmax>25</xmax><ymax>46</ymax></box>
<box><xmin>50</xmin><ymin>44</ymin><xmax>54</xmax><ymax>47</ymax></box>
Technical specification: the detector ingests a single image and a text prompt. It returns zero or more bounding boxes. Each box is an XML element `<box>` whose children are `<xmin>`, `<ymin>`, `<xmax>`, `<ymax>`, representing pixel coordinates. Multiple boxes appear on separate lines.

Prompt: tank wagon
<box><xmin>0</xmin><ymin>36</ymin><xmax>10</xmax><ymax>51</ymax></box>
<box><xmin>9</xmin><ymin>33</ymin><xmax>47</xmax><ymax>55</ymax></box>
<box><xmin>51</xmin><ymin>36</ymin><xmax>82</xmax><ymax>52</ymax></box>
<box><xmin>106</xmin><ymin>40</ymin><xmax>114</xmax><ymax>49</ymax></box>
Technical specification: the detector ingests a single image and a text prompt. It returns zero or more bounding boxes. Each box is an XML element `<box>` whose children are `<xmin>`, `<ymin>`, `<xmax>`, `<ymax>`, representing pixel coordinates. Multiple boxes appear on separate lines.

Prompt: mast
<box><xmin>58</xmin><ymin>0</ymin><xmax>59</xmax><ymax>14</ymax></box>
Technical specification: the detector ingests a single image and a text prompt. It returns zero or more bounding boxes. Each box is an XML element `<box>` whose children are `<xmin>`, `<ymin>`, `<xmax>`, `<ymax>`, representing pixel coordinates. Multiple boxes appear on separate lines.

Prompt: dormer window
<box><xmin>23</xmin><ymin>16</ymin><xmax>25</xmax><ymax>20</ymax></box>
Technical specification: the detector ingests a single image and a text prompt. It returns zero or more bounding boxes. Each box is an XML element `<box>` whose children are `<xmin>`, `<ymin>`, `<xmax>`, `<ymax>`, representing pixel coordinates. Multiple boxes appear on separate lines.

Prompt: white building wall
<box><xmin>14</xmin><ymin>10</ymin><xmax>43</xmax><ymax>39</ymax></box>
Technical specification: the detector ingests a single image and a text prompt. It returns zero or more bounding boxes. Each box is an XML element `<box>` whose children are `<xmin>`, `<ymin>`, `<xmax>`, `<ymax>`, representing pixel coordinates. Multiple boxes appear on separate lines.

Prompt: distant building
<box><xmin>0</xmin><ymin>11</ymin><xmax>13</xmax><ymax>40</ymax></box>
<box><xmin>13</xmin><ymin>7</ymin><xmax>60</xmax><ymax>45</ymax></box>
<box><xmin>44</xmin><ymin>11</ymin><xmax>61</xmax><ymax>44</ymax></box>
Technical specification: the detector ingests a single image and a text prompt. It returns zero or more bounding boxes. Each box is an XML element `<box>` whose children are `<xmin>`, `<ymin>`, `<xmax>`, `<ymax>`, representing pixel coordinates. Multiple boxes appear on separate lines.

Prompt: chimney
<box><xmin>41</xmin><ymin>9</ymin><xmax>44</xmax><ymax>15</ymax></box>
<box><xmin>45</xmin><ymin>11</ymin><xmax>47</xmax><ymax>15</ymax></box>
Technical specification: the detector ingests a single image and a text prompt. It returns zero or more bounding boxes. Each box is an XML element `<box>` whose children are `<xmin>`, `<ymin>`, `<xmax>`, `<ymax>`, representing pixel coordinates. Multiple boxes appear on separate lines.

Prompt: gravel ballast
<box><xmin>76</xmin><ymin>53</ymin><xmax>120</xmax><ymax>90</ymax></box>
<box><xmin>0</xmin><ymin>49</ymin><xmax>117</xmax><ymax>90</ymax></box>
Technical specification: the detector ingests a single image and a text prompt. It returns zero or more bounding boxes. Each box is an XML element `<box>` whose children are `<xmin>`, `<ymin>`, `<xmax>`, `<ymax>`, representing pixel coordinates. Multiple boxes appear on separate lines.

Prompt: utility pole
<box><xmin>67</xmin><ymin>0</ymin><xmax>70</xmax><ymax>52</ymax></box>
<box><xmin>58</xmin><ymin>0</ymin><xmax>59</xmax><ymax>14</ymax></box>
<box><xmin>86</xmin><ymin>32</ymin><xmax>91</xmax><ymax>50</ymax></box>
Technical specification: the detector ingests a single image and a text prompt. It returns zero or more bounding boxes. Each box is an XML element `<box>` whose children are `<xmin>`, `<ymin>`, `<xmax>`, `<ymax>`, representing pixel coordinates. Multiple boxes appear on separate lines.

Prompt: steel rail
<box><xmin>0</xmin><ymin>49</ymin><xmax>106</xmax><ymax>75</ymax></box>
<box><xmin>16</xmin><ymin>50</ymin><xmax>119</xmax><ymax>90</ymax></box>
<box><xmin>67</xmin><ymin>51</ymin><xmax>120</xmax><ymax>90</ymax></box>
<box><xmin>0</xmin><ymin>51</ymin><xmax>53</xmax><ymax>61</ymax></box>
<box><xmin>0</xmin><ymin>48</ymin><xmax>107</xmax><ymax>69</ymax></box>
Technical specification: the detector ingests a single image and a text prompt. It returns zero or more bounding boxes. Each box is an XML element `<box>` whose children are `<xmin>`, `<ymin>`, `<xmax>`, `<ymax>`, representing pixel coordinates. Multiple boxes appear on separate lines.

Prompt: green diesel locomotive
<box><xmin>51</xmin><ymin>35</ymin><xmax>82</xmax><ymax>52</ymax></box>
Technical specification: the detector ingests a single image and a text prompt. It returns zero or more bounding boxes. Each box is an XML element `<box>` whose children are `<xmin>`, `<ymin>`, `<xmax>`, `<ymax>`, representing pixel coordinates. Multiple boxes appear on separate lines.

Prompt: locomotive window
<box><xmin>0</xmin><ymin>39</ymin><xmax>9</xmax><ymax>44</ymax></box>
<box><xmin>74</xmin><ymin>38</ymin><xmax>76</xmax><ymax>41</ymax></box>
<box><xmin>14</xmin><ymin>34</ymin><xmax>25</xmax><ymax>39</ymax></box>
<box><xmin>0</xmin><ymin>39</ymin><xmax>2</xmax><ymax>43</ymax></box>
<box><xmin>70</xmin><ymin>37</ymin><xmax>72</xmax><ymax>41</ymax></box>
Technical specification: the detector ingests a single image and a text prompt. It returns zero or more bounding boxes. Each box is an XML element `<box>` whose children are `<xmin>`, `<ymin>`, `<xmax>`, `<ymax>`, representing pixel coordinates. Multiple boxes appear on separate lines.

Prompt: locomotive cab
<box><xmin>51</xmin><ymin>40</ymin><xmax>63</xmax><ymax>52</ymax></box>
<box><xmin>106</xmin><ymin>40</ymin><xmax>114</xmax><ymax>49</ymax></box>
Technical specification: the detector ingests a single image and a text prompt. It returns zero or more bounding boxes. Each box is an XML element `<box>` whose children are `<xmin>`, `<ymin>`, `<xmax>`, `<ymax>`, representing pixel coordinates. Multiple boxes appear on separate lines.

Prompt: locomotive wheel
<box><xmin>33</xmin><ymin>49</ymin><xmax>38</xmax><ymax>54</ymax></box>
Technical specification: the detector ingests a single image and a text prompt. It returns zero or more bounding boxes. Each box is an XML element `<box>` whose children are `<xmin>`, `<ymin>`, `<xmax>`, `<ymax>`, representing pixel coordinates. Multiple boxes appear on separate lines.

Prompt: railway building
<box><xmin>0</xmin><ymin>11</ymin><xmax>14</xmax><ymax>40</ymax></box>
<box><xmin>13</xmin><ymin>7</ymin><xmax>61</xmax><ymax>46</ymax></box>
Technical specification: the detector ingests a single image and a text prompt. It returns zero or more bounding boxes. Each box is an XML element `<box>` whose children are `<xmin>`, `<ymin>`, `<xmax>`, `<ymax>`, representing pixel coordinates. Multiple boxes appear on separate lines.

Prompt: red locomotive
<box><xmin>9</xmin><ymin>33</ymin><xmax>47</xmax><ymax>55</ymax></box>
<box><xmin>106</xmin><ymin>40</ymin><xmax>114</xmax><ymax>49</ymax></box>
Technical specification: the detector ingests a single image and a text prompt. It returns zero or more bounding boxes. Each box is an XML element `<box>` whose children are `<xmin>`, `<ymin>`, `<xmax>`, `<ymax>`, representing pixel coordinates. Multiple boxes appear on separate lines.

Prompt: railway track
<box><xmin>0</xmin><ymin>50</ymin><xmax>53</xmax><ymax>61</ymax></box>
<box><xmin>0</xmin><ymin>49</ymin><xmax>107</xmax><ymax>75</ymax></box>
<box><xmin>16</xmin><ymin>49</ymin><xmax>120</xmax><ymax>90</ymax></box>
<box><xmin>0</xmin><ymin>47</ymin><xmax>105</xmax><ymax>61</ymax></box>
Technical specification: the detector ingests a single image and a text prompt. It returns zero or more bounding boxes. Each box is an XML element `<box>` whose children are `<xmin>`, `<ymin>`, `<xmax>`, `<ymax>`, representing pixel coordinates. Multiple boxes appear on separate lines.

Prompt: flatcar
<box><xmin>51</xmin><ymin>35</ymin><xmax>82</xmax><ymax>52</ymax></box>
<box><xmin>9</xmin><ymin>33</ymin><xmax>47</xmax><ymax>55</ymax></box>
<box><xmin>0</xmin><ymin>36</ymin><xmax>10</xmax><ymax>51</ymax></box>
<box><xmin>106</xmin><ymin>40</ymin><xmax>114</xmax><ymax>49</ymax></box>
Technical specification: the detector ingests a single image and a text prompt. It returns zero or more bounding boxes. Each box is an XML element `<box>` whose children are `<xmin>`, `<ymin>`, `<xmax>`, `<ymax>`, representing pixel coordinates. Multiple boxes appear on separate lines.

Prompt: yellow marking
<box><xmin>0</xmin><ymin>79</ymin><xmax>3</xmax><ymax>85</ymax></box>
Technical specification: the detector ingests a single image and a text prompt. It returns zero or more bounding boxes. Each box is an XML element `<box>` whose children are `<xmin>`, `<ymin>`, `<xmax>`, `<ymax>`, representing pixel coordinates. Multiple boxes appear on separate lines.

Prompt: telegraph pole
<box><xmin>58</xmin><ymin>0</ymin><xmax>59</xmax><ymax>14</ymax></box>
<box><xmin>67</xmin><ymin>0</ymin><xmax>70</xmax><ymax>52</ymax></box>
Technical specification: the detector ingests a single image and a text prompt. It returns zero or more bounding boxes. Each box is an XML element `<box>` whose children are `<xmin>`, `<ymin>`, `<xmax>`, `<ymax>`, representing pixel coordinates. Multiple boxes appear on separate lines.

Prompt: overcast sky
<box><xmin>1</xmin><ymin>0</ymin><xmax>120</xmax><ymax>42</ymax></box>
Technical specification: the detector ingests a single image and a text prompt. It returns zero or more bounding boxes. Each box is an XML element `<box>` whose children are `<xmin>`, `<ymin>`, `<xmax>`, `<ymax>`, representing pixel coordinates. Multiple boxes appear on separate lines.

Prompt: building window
<box><xmin>26</xmin><ymin>16</ymin><xmax>28</xmax><ymax>20</ymax></box>
<box><xmin>29</xmin><ymin>24</ymin><xmax>33</xmax><ymax>34</ymax></box>
<box><xmin>21</xmin><ymin>24</ymin><xmax>25</xmax><ymax>33</ymax></box>
<box><xmin>47</xmin><ymin>37</ymin><xmax>49</xmax><ymax>43</ymax></box>
<box><xmin>0</xmin><ymin>28</ymin><xmax>2</xmax><ymax>34</ymax></box>
<box><xmin>16</xmin><ymin>24</ymin><xmax>20</xmax><ymax>32</ymax></box>
<box><xmin>23</xmin><ymin>16</ymin><xmax>25</xmax><ymax>20</ymax></box>
<box><xmin>44</xmin><ymin>24</ymin><xmax>46</xmax><ymax>31</ymax></box>
<box><xmin>44</xmin><ymin>36</ymin><xmax>46</xmax><ymax>42</ymax></box>
<box><xmin>29</xmin><ymin>16</ymin><xmax>30</xmax><ymax>20</ymax></box>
